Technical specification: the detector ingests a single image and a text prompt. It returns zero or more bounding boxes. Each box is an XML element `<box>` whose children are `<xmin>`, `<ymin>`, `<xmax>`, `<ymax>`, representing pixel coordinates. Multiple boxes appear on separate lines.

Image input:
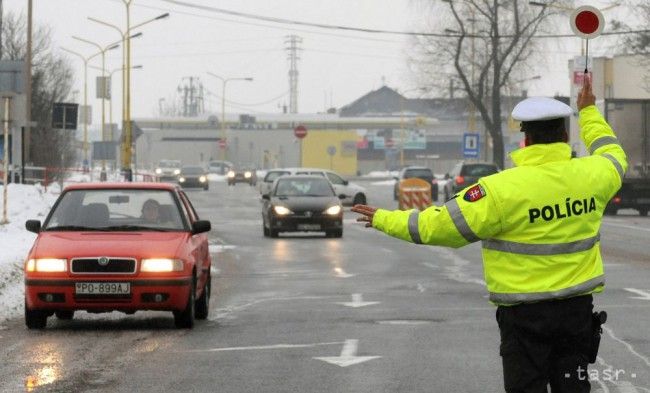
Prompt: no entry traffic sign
<box><xmin>294</xmin><ymin>125</ymin><xmax>307</xmax><ymax>139</ymax></box>
<box><xmin>570</xmin><ymin>6</ymin><xmax>604</xmax><ymax>39</ymax></box>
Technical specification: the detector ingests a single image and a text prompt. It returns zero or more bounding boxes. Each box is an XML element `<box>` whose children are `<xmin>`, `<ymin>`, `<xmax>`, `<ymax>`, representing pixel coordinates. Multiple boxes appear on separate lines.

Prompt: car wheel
<box><xmin>55</xmin><ymin>310</ymin><xmax>74</xmax><ymax>320</ymax></box>
<box><xmin>174</xmin><ymin>277</ymin><xmax>196</xmax><ymax>329</ymax></box>
<box><xmin>327</xmin><ymin>229</ymin><xmax>343</xmax><ymax>238</ymax></box>
<box><xmin>269</xmin><ymin>227</ymin><xmax>279</xmax><ymax>238</ymax></box>
<box><xmin>195</xmin><ymin>274</ymin><xmax>210</xmax><ymax>320</ymax></box>
<box><xmin>263</xmin><ymin>222</ymin><xmax>270</xmax><ymax>237</ymax></box>
<box><xmin>25</xmin><ymin>303</ymin><xmax>47</xmax><ymax>329</ymax></box>
<box><xmin>352</xmin><ymin>193</ymin><xmax>366</xmax><ymax>205</ymax></box>
<box><xmin>204</xmin><ymin>185</ymin><xmax>209</xmax><ymax>191</ymax></box>
<box><xmin>393</xmin><ymin>186</ymin><xmax>399</xmax><ymax>201</ymax></box>
<box><xmin>604</xmin><ymin>205</ymin><xmax>618</xmax><ymax>216</ymax></box>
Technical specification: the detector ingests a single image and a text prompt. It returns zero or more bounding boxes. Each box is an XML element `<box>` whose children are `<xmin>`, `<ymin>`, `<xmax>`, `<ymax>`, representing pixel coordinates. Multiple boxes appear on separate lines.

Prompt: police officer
<box><xmin>352</xmin><ymin>76</ymin><xmax>626</xmax><ymax>392</ymax></box>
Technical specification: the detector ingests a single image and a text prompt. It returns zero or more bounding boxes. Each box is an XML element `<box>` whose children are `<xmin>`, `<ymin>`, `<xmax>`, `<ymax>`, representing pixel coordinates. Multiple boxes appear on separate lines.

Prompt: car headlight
<box><xmin>199</xmin><ymin>176</ymin><xmax>207</xmax><ymax>183</ymax></box>
<box><xmin>26</xmin><ymin>258</ymin><xmax>67</xmax><ymax>273</ymax></box>
<box><xmin>141</xmin><ymin>258</ymin><xmax>184</xmax><ymax>272</ymax></box>
<box><xmin>273</xmin><ymin>205</ymin><xmax>292</xmax><ymax>216</ymax></box>
<box><xmin>324</xmin><ymin>205</ymin><xmax>342</xmax><ymax>216</ymax></box>
<box><xmin>179</xmin><ymin>177</ymin><xmax>186</xmax><ymax>182</ymax></box>
<box><xmin>173</xmin><ymin>169</ymin><xmax>181</xmax><ymax>175</ymax></box>
<box><xmin>244</xmin><ymin>171</ymin><xmax>252</xmax><ymax>178</ymax></box>
<box><xmin>227</xmin><ymin>171</ymin><xmax>235</xmax><ymax>178</ymax></box>
<box><xmin>155</xmin><ymin>168</ymin><xmax>162</xmax><ymax>174</ymax></box>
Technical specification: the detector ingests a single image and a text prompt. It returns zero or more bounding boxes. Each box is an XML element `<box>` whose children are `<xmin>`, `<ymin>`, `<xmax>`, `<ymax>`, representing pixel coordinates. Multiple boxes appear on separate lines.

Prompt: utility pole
<box><xmin>284</xmin><ymin>35</ymin><xmax>302</xmax><ymax>114</ymax></box>
<box><xmin>24</xmin><ymin>0</ymin><xmax>32</xmax><ymax>166</ymax></box>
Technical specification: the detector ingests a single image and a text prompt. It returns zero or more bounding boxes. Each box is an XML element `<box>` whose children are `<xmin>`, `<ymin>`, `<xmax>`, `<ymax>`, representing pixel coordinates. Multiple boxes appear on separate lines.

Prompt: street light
<box><xmin>88</xmin><ymin>9</ymin><xmax>169</xmax><ymax>180</ymax></box>
<box><xmin>206</xmin><ymin>72</ymin><xmax>254</xmax><ymax>161</ymax></box>
<box><xmin>89</xmin><ymin>64</ymin><xmax>143</xmax><ymax>133</ymax></box>
<box><xmin>60</xmin><ymin>46</ymin><xmax>105</xmax><ymax>166</ymax></box>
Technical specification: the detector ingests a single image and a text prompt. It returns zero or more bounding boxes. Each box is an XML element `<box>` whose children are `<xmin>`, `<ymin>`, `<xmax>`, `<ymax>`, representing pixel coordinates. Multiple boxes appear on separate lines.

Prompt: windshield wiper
<box><xmin>45</xmin><ymin>225</ymin><xmax>111</xmax><ymax>231</ymax></box>
<box><xmin>102</xmin><ymin>225</ymin><xmax>176</xmax><ymax>232</ymax></box>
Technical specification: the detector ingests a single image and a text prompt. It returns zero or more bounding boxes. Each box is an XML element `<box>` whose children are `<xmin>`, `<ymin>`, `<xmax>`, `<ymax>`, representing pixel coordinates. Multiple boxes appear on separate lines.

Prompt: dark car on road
<box><xmin>178</xmin><ymin>166</ymin><xmax>209</xmax><ymax>190</ymax></box>
<box><xmin>261</xmin><ymin>175</ymin><xmax>344</xmax><ymax>238</ymax></box>
<box><xmin>442</xmin><ymin>161</ymin><xmax>499</xmax><ymax>200</ymax></box>
<box><xmin>227</xmin><ymin>166</ymin><xmax>257</xmax><ymax>186</ymax></box>
<box><xmin>393</xmin><ymin>166</ymin><xmax>439</xmax><ymax>202</ymax></box>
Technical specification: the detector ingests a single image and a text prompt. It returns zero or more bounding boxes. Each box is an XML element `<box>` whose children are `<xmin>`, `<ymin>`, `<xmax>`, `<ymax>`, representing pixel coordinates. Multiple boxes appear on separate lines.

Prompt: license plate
<box><xmin>75</xmin><ymin>282</ymin><xmax>131</xmax><ymax>295</ymax></box>
<box><xmin>297</xmin><ymin>224</ymin><xmax>321</xmax><ymax>231</ymax></box>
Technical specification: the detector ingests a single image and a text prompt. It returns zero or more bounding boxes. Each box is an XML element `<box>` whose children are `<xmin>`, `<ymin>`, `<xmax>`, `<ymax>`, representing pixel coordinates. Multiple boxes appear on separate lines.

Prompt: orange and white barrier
<box><xmin>398</xmin><ymin>178</ymin><xmax>432</xmax><ymax>211</ymax></box>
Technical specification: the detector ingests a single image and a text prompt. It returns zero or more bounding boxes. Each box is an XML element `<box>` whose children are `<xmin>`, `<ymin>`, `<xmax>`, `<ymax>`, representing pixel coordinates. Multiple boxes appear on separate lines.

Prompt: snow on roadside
<box><xmin>0</xmin><ymin>184</ymin><xmax>58</xmax><ymax>323</ymax></box>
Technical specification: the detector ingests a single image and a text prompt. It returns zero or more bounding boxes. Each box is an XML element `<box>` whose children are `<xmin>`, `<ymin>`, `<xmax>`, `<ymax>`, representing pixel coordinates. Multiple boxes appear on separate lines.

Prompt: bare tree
<box><xmin>410</xmin><ymin>0</ymin><xmax>560</xmax><ymax>168</ymax></box>
<box><xmin>1</xmin><ymin>11</ymin><xmax>75</xmax><ymax>170</ymax></box>
<box><xmin>611</xmin><ymin>1</ymin><xmax>650</xmax><ymax>92</ymax></box>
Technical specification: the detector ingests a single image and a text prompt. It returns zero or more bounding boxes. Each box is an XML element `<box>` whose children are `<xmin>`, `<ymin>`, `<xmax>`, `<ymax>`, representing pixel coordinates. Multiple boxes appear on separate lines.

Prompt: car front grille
<box><xmin>71</xmin><ymin>258</ymin><xmax>137</xmax><ymax>274</ymax></box>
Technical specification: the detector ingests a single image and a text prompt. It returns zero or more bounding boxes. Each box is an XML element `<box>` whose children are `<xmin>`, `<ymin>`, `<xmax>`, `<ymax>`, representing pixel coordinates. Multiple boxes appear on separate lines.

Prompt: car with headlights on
<box><xmin>273</xmin><ymin>167</ymin><xmax>367</xmax><ymax>206</ymax></box>
<box><xmin>155</xmin><ymin>159</ymin><xmax>182</xmax><ymax>182</ymax></box>
<box><xmin>261</xmin><ymin>175</ymin><xmax>344</xmax><ymax>238</ymax></box>
<box><xmin>227</xmin><ymin>165</ymin><xmax>257</xmax><ymax>186</ymax></box>
<box><xmin>23</xmin><ymin>182</ymin><xmax>212</xmax><ymax>329</ymax></box>
<box><xmin>178</xmin><ymin>165</ymin><xmax>209</xmax><ymax>190</ymax></box>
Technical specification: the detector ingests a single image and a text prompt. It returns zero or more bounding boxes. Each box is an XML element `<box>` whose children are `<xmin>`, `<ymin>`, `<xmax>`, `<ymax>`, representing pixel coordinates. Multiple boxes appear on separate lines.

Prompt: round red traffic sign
<box><xmin>218</xmin><ymin>139</ymin><xmax>227</xmax><ymax>149</ymax></box>
<box><xmin>570</xmin><ymin>6</ymin><xmax>604</xmax><ymax>39</ymax></box>
<box><xmin>294</xmin><ymin>125</ymin><xmax>307</xmax><ymax>139</ymax></box>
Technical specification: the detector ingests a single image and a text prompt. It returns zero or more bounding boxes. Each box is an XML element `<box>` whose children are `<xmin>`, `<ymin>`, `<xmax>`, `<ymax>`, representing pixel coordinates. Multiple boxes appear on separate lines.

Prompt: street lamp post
<box><xmin>89</xmin><ymin>64</ymin><xmax>143</xmax><ymax>136</ymax></box>
<box><xmin>88</xmin><ymin>10</ymin><xmax>169</xmax><ymax>181</ymax></box>
<box><xmin>206</xmin><ymin>73</ymin><xmax>253</xmax><ymax>161</ymax></box>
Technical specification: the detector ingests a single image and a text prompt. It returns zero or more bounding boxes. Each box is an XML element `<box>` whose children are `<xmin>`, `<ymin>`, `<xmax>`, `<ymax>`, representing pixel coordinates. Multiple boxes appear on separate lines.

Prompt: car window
<box><xmin>326</xmin><ymin>172</ymin><xmax>345</xmax><ymax>185</ymax></box>
<box><xmin>44</xmin><ymin>189</ymin><xmax>186</xmax><ymax>230</ymax></box>
<box><xmin>274</xmin><ymin>178</ymin><xmax>334</xmax><ymax>197</ymax></box>
<box><xmin>264</xmin><ymin>171</ymin><xmax>290</xmax><ymax>182</ymax></box>
<box><xmin>181</xmin><ymin>167</ymin><xmax>204</xmax><ymax>175</ymax></box>
<box><xmin>404</xmin><ymin>169</ymin><xmax>433</xmax><ymax>179</ymax></box>
<box><xmin>461</xmin><ymin>164</ymin><xmax>498</xmax><ymax>177</ymax></box>
<box><xmin>450</xmin><ymin>163</ymin><xmax>463</xmax><ymax>176</ymax></box>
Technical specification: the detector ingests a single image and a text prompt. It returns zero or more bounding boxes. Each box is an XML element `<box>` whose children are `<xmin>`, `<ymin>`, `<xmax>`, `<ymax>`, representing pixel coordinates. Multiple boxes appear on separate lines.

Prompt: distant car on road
<box><xmin>270</xmin><ymin>167</ymin><xmax>367</xmax><ymax>206</ymax></box>
<box><xmin>262</xmin><ymin>175</ymin><xmax>344</xmax><ymax>238</ymax></box>
<box><xmin>442</xmin><ymin>161</ymin><xmax>499</xmax><ymax>200</ymax></box>
<box><xmin>23</xmin><ymin>182</ymin><xmax>212</xmax><ymax>329</ymax></box>
<box><xmin>178</xmin><ymin>165</ymin><xmax>209</xmax><ymax>190</ymax></box>
<box><xmin>393</xmin><ymin>166</ymin><xmax>439</xmax><ymax>202</ymax></box>
<box><xmin>155</xmin><ymin>160</ymin><xmax>182</xmax><ymax>182</ymax></box>
<box><xmin>227</xmin><ymin>165</ymin><xmax>257</xmax><ymax>186</ymax></box>
<box><xmin>207</xmin><ymin>160</ymin><xmax>233</xmax><ymax>175</ymax></box>
<box><xmin>259</xmin><ymin>169</ymin><xmax>291</xmax><ymax>196</ymax></box>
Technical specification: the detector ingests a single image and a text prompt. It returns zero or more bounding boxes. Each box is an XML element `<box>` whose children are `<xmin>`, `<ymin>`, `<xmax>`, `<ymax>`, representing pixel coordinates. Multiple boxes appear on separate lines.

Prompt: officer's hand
<box><xmin>577</xmin><ymin>74</ymin><xmax>596</xmax><ymax>111</ymax></box>
<box><xmin>351</xmin><ymin>204</ymin><xmax>378</xmax><ymax>228</ymax></box>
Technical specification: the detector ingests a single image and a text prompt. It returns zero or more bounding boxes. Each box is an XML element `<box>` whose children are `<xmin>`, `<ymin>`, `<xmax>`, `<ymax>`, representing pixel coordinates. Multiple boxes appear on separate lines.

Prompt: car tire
<box><xmin>204</xmin><ymin>185</ymin><xmax>209</xmax><ymax>191</ymax></box>
<box><xmin>604</xmin><ymin>206</ymin><xmax>618</xmax><ymax>216</ymax></box>
<box><xmin>352</xmin><ymin>193</ymin><xmax>366</xmax><ymax>205</ymax></box>
<box><xmin>269</xmin><ymin>227</ymin><xmax>279</xmax><ymax>238</ymax></box>
<box><xmin>327</xmin><ymin>229</ymin><xmax>343</xmax><ymax>238</ymax></box>
<box><xmin>393</xmin><ymin>186</ymin><xmax>399</xmax><ymax>201</ymax></box>
<box><xmin>55</xmin><ymin>310</ymin><xmax>74</xmax><ymax>320</ymax></box>
<box><xmin>263</xmin><ymin>222</ymin><xmax>270</xmax><ymax>237</ymax></box>
<box><xmin>25</xmin><ymin>303</ymin><xmax>47</xmax><ymax>329</ymax></box>
<box><xmin>195</xmin><ymin>274</ymin><xmax>210</xmax><ymax>320</ymax></box>
<box><xmin>174</xmin><ymin>277</ymin><xmax>196</xmax><ymax>329</ymax></box>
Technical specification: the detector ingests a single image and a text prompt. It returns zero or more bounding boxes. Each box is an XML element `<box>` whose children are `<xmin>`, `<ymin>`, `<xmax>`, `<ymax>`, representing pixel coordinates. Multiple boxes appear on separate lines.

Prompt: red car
<box><xmin>23</xmin><ymin>182</ymin><xmax>212</xmax><ymax>329</ymax></box>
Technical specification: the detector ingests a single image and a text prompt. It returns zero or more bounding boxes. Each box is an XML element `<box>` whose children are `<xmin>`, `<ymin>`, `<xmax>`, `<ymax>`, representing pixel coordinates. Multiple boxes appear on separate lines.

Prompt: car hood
<box><xmin>271</xmin><ymin>196</ymin><xmax>340</xmax><ymax>211</ymax></box>
<box><xmin>31</xmin><ymin>232</ymin><xmax>189</xmax><ymax>258</ymax></box>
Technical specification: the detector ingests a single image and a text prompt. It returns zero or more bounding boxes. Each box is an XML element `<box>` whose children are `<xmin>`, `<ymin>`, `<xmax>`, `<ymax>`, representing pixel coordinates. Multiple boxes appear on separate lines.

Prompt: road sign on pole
<box><xmin>294</xmin><ymin>125</ymin><xmax>307</xmax><ymax>139</ymax></box>
<box><xmin>463</xmin><ymin>133</ymin><xmax>479</xmax><ymax>158</ymax></box>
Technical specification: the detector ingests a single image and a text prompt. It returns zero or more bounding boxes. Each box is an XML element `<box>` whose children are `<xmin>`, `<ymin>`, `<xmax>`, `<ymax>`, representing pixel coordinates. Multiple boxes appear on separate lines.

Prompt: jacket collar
<box><xmin>510</xmin><ymin>142</ymin><xmax>572</xmax><ymax>167</ymax></box>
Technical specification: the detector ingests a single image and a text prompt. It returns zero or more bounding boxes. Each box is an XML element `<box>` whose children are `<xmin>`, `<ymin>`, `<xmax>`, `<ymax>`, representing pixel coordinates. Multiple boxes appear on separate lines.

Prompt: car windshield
<box><xmin>461</xmin><ymin>164</ymin><xmax>498</xmax><ymax>177</ymax></box>
<box><xmin>43</xmin><ymin>189</ymin><xmax>186</xmax><ymax>231</ymax></box>
<box><xmin>181</xmin><ymin>167</ymin><xmax>204</xmax><ymax>175</ymax></box>
<box><xmin>264</xmin><ymin>171</ymin><xmax>290</xmax><ymax>182</ymax></box>
<box><xmin>274</xmin><ymin>178</ymin><xmax>334</xmax><ymax>197</ymax></box>
<box><xmin>404</xmin><ymin>169</ymin><xmax>433</xmax><ymax>178</ymax></box>
<box><xmin>159</xmin><ymin>160</ymin><xmax>181</xmax><ymax>168</ymax></box>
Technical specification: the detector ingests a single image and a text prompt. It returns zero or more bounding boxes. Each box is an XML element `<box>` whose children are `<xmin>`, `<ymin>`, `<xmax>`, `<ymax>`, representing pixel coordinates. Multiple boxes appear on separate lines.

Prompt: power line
<box><xmin>205</xmin><ymin>89</ymin><xmax>289</xmax><ymax>107</ymax></box>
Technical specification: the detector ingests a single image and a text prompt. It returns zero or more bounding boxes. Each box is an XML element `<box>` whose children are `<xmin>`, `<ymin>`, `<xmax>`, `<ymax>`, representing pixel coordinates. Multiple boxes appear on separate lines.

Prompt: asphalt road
<box><xmin>1</xmin><ymin>179</ymin><xmax>649</xmax><ymax>392</ymax></box>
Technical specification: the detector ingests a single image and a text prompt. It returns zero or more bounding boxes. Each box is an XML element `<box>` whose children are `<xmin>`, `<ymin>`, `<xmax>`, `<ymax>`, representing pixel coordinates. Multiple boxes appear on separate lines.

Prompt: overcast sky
<box><xmin>4</xmin><ymin>0</ymin><xmax>629</xmax><ymax>126</ymax></box>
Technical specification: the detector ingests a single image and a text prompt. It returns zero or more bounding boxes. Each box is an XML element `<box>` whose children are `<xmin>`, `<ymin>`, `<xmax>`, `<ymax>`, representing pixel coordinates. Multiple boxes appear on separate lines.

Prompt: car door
<box><xmin>324</xmin><ymin>171</ymin><xmax>351</xmax><ymax>203</ymax></box>
<box><xmin>178</xmin><ymin>191</ymin><xmax>211</xmax><ymax>292</ymax></box>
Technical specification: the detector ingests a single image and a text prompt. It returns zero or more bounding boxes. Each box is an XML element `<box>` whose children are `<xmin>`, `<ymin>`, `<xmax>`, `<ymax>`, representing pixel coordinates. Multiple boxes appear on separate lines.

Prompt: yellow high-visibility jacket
<box><xmin>372</xmin><ymin>105</ymin><xmax>627</xmax><ymax>305</ymax></box>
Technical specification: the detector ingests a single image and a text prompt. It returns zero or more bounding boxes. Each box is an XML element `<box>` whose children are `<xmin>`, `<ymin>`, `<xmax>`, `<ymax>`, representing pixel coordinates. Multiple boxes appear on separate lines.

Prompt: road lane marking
<box><xmin>417</xmin><ymin>283</ymin><xmax>426</xmax><ymax>293</ymax></box>
<box><xmin>314</xmin><ymin>339</ymin><xmax>381</xmax><ymax>367</ymax></box>
<box><xmin>623</xmin><ymin>288</ymin><xmax>650</xmax><ymax>301</ymax></box>
<box><xmin>336</xmin><ymin>293</ymin><xmax>380</xmax><ymax>308</ymax></box>
<box><xmin>603</xmin><ymin>326</ymin><xmax>650</xmax><ymax>368</ymax></box>
<box><xmin>421</xmin><ymin>262</ymin><xmax>439</xmax><ymax>269</ymax></box>
<box><xmin>333</xmin><ymin>267</ymin><xmax>355</xmax><ymax>278</ymax></box>
<box><xmin>180</xmin><ymin>341</ymin><xmax>344</xmax><ymax>353</ymax></box>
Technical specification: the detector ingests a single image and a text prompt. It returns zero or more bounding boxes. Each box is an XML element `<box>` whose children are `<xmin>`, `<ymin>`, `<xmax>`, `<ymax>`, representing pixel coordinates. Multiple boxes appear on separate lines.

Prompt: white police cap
<box><xmin>511</xmin><ymin>97</ymin><xmax>573</xmax><ymax>122</ymax></box>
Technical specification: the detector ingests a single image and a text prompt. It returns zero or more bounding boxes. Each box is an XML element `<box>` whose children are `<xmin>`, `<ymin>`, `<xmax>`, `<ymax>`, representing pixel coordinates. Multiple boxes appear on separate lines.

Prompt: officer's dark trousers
<box><xmin>496</xmin><ymin>294</ymin><xmax>594</xmax><ymax>393</ymax></box>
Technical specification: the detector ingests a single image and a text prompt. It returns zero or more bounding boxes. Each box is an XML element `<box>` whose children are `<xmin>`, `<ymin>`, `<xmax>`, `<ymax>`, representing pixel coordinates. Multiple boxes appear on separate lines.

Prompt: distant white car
<box><xmin>260</xmin><ymin>167</ymin><xmax>367</xmax><ymax>206</ymax></box>
<box><xmin>155</xmin><ymin>159</ymin><xmax>182</xmax><ymax>182</ymax></box>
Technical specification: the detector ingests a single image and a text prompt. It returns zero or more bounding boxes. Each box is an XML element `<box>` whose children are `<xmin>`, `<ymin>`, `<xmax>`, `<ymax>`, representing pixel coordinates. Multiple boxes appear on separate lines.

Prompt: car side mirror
<box><xmin>262</xmin><ymin>194</ymin><xmax>270</xmax><ymax>200</ymax></box>
<box><xmin>342</xmin><ymin>180</ymin><xmax>349</xmax><ymax>186</ymax></box>
<box><xmin>191</xmin><ymin>220</ymin><xmax>211</xmax><ymax>234</ymax></box>
<box><xmin>338</xmin><ymin>194</ymin><xmax>347</xmax><ymax>200</ymax></box>
<box><xmin>26</xmin><ymin>219</ymin><xmax>41</xmax><ymax>233</ymax></box>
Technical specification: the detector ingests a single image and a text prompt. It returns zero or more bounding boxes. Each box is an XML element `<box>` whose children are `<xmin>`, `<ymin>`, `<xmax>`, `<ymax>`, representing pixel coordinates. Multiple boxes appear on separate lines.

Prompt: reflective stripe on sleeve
<box><xmin>589</xmin><ymin>136</ymin><xmax>620</xmax><ymax>155</ymax></box>
<box><xmin>602</xmin><ymin>153</ymin><xmax>625</xmax><ymax>179</ymax></box>
<box><xmin>482</xmin><ymin>233</ymin><xmax>600</xmax><ymax>255</ymax></box>
<box><xmin>445</xmin><ymin>198</ymin><xmax>480</xmax><ymax>243</ymax></box>
<box><xmin>408</xmin><ymin>210</ymin><xmax>423</xmax><ymax>244</ymax></box>
<box><xmin>489</xmin><ymin>275</ymin><xmax>605</xmax><ymax>305</ymax></box>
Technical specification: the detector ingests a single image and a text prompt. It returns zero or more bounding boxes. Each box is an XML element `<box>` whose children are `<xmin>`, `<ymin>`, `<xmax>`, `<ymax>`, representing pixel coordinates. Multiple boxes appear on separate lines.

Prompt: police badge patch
<box><xmin>463</xmin><ymin>184</ymin><xmax>486</xmax><ymax>202</ymax></box>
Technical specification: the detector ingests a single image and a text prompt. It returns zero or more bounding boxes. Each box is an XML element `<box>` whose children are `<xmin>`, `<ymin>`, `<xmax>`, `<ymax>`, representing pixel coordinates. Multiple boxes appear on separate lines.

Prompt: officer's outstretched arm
<box><xmin>372</xmin><ymin>181</ymin><xmax>502</xmax><ymax>248</ymax></box>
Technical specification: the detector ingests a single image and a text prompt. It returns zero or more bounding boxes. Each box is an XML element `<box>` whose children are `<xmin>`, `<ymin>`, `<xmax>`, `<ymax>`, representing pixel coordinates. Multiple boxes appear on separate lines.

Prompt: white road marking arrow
<box><xmin>314</xmin><ymin>339</ymin><xmax>381</xmax><ymax>367</ymax></box>
<box><xmin>624</xmin><ymin>288</ymin><xmax>650</xmax><ymax>300</ymax></box>
<box><xmin>336</xmin><ymin>293</ymin><xmax>380</xmax><ymax>308</ymax></box>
